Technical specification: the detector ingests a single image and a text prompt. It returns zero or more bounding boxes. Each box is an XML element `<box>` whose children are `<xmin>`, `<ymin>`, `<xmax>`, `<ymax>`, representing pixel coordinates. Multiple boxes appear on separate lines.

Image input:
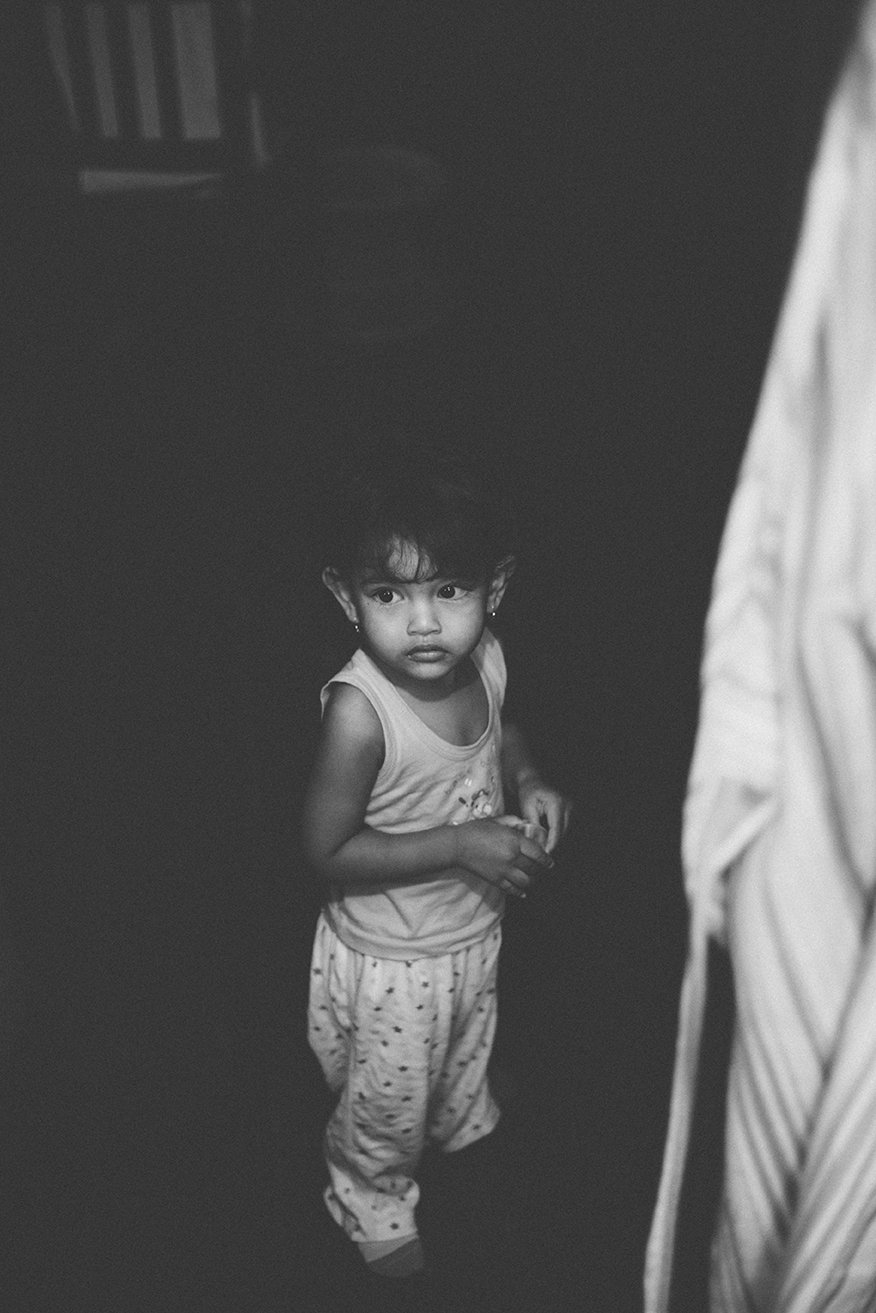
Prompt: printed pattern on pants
<box><xmin>308</xmin><ymin>913</ymin><xmax>501</xmax><ymax>1242</ymax></box>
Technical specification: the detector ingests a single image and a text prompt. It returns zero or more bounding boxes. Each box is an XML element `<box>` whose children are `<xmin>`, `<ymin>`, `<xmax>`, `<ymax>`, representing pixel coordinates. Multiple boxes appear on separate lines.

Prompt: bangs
<box><xmin>352</xmin><ymin>528</ymin><xmax>491</xmax><ymax>585</ymax></box>
<box><xmin>327</xmin><ymin>457</ymin><xmax>516</xmax><ymax>584</ymax></box>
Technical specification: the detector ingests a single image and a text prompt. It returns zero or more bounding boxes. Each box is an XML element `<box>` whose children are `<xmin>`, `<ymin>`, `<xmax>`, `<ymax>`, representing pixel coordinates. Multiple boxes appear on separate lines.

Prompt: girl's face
<box><xmin>324</xmin><ymin>538</ymin><xmax>511</xmax><ymax>695</ymax></box>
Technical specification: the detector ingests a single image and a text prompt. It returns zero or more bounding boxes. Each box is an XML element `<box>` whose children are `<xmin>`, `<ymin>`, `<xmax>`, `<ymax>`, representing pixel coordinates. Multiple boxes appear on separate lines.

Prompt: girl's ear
<box><xmin>322</xmin><ymin>568</ymin><xmax>360</xmax><ymax>625</ymax></box>
<box><xmin>487</xmin><ymin>556</ymin><xmax>516</xmax><ymax>613</ymax></box>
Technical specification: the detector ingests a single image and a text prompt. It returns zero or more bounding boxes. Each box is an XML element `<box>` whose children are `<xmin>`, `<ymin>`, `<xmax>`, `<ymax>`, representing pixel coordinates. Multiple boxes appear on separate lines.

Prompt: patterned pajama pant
<box><xmin>307</xmin><ymin>913</ymin><xmax>502</xmax><ymax>1243</ymax></box>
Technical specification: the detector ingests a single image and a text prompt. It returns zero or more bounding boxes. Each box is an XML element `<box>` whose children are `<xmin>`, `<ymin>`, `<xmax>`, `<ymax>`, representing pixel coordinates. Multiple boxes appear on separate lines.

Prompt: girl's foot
<box><xmin>359</xmin><ymin>1234</ymin><xmax>425</xmax><ymax>1278</ymax></box>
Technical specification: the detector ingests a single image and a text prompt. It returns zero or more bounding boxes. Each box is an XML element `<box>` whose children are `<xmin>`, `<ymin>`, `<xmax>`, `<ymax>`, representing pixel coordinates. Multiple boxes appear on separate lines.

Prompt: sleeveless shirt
<box><xmin>319</xmin><ymin>628</ymin><xmax>507</xmax><ymax>959</ymax></box>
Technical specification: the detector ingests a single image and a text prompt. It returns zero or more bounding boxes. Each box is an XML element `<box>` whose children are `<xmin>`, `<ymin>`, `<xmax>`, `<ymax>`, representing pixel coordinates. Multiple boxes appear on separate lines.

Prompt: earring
<box><xmin>490</xmin><ymin>610</ymin><xmax>497</xmax><ymax>619</ymax></box>
<box><xmin>353</xmin><ymin>621</ymin><xmax>360</xmax><ymax>634</ymax></box>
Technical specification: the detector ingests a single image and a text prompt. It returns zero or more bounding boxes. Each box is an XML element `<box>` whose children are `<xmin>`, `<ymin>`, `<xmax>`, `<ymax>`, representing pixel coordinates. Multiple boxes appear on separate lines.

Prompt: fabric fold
<box><xmin>645</xmin><ymin>5</ymin><xmax>876</xmax><ymax>1309</ymax></box>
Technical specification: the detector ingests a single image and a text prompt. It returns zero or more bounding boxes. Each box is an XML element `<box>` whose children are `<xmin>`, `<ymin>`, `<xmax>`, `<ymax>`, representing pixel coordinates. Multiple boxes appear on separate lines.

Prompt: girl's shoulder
<box><xmin>476</xmin><ymin>625</ymin><xmax>504</xmax><ymax>660</ymax></box>
<box><xmin>320</xmin><ymin>648</ymin><xmax>383</xmax><ymax>713</ymax></box>
<box><xmin>474</xmin><ymin>626</ymin><xmax>507</xmax><ymax>696</ymax></box>
<box><xmin>321</xmin><ymin>680</ymin><xmax>383</xmax><ymax>749</ymax></box>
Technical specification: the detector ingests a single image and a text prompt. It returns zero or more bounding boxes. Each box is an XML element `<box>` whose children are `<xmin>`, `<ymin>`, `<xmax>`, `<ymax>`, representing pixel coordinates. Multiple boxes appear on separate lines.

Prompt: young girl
<box><xmin>302</xmin><ymin>458</ymin><xmax>572</xmax><ymax>1296</ymax></box>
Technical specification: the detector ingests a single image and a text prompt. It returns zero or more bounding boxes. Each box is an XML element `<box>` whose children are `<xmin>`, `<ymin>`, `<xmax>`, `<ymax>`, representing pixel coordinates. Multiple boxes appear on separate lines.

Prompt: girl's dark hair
<box><xmin>326</xmin><ymin>450</ymin><xmax>517</xmax><ymax>584</ymax></box>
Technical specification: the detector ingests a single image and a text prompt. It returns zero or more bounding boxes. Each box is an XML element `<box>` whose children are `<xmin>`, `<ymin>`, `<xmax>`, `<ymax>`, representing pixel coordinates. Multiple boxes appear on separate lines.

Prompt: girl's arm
<box><xmin>501</xmin><ymin>720</ymin><xmax>573</xmax><ymax>854</ymax></box>
<box><xmin>302</xmin><ymin>684</ymin><xmax>551</xmax><ymax>892</ymax></box>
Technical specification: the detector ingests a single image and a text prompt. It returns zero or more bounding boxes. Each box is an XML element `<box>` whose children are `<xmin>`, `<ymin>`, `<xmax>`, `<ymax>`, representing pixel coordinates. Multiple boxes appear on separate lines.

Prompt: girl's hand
<box><xmin>516</xmin><ymin>777</ymin><xmax>573</xmax><ymax>854</ymax></box>
<box><xmin>454</xmin><ymin>818</ymin><xmax>553</xmax><ymax>898</ymax></box>
<box><xmin>494</xmin><ymin>814</ymin><xmax>549</xmax><ymax>852</ymax></box>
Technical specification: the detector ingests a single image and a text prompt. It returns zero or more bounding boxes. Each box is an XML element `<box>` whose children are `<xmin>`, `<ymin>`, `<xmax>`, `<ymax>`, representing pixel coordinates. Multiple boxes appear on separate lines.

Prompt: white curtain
<box><xmin>646</xmin><ymin>4</ymin><xmax>876</xmax><ymax>1309</ymax></box>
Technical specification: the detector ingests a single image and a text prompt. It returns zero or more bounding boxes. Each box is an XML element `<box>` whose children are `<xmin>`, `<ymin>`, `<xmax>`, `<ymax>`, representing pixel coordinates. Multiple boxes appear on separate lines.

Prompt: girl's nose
<box><xmin>407</xmin><ymin>601</ymin><xmax>440</xmax><ymax>634</ymax></box>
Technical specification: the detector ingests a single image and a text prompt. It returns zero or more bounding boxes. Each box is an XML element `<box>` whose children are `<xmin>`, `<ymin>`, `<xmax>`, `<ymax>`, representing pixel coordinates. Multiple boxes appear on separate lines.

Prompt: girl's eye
<box><xmin>437</xmin><ymin>583</ymin><xmax>465</xmax><ymax>599</ymax></box>
<box><xmin>374</xmin><ymin>589</ymin><xmax>397</xmax><ymax>604</ymax></box>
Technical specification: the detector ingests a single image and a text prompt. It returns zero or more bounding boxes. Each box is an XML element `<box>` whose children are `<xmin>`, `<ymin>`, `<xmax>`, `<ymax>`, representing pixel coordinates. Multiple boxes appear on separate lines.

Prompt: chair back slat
<box><xmin>169</xmin><ymin>2</ymin><xmax>221</xmax><ymax>140</ymax></box>
<box><xmin>43</xmin><ymin>1</ymin><xmax>260</xmax><ymax>194</ymax></box>
<box><xmin>44</xmin><ymin>3</ymin><xmax>80</xmax><ymax>132</ymax></box>
<box><xmin>127</xmin><ymin>3</ymin><xmax>164</xmax><ymax>139</ymax></box>
<box><xmin>85</xmin><ymin>2</ymin><xmax>124</xmax><ymax>138</ymax></box>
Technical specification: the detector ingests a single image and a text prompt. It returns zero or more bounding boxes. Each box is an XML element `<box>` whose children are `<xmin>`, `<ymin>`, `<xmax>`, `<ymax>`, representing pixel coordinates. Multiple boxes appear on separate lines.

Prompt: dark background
<box><xmin>1</xmin><ymin>2</ymin><xmax>863</xmax><ymax>1309</ymax></box>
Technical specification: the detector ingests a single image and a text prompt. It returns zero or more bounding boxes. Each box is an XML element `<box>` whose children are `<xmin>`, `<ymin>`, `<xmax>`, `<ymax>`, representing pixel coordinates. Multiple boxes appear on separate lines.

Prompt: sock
<box><xmin>358</xmin><ymin>1235</ymin><xmax>425</xmax><ymax>1278</ymax></box>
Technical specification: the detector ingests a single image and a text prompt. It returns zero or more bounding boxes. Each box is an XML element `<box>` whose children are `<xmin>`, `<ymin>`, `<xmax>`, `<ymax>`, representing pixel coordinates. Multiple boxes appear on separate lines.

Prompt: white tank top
<box><xmin>319</xmin><ymin>628</ymin><xmax>507</xmax><ymax>959</ymax></box>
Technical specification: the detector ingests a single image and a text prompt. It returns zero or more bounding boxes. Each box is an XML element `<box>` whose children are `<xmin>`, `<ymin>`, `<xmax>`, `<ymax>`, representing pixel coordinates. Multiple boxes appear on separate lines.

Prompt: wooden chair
<box><xmin>43</xmin><ymin>1</ymin><xmax>269</xmax><ymax>196</ymax></box>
